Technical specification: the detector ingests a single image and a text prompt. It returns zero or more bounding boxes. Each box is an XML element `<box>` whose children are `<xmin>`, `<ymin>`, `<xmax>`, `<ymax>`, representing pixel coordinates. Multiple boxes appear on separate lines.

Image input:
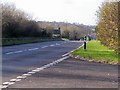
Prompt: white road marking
<box><xmin>1</xmin><ymin>56</ymin><xmax>69</xmax><ymax>89</ymax></box>
<box><xmin>2</xmin><ymin>82</ymin><xmax>10</xmax><ymax>85</ymax></box>
<box><xmin>62</xmin><ymin>44</ymin><xmax>84</xmax><ymax>57</ymax></box>
<box><xmin>10</xmin><ymin>79</ymin><xmax>17</xmax><ymax>82</ymax></box>
<box><xmin>50</xmin><ymin>44</ymin><xmax>55</xmax><ymax>46</ymax></box>
<box><xmin>22</xmin><ymin>74</ymin><xmax>31</xmax><ymax>76</ymax></box>
<box><xmin>56</xmin><ymin>43</ymin><xmax>60</xmax><ymax>45</ymax></box>
<box><xmin>62</xmin><ymin>52</ymin><xmax>70</xmax><ymax>57</ymax></box>
<box><xmin>8</xmin><ymin>82</ymin><xmax>15</xmax><ymax>85</ymax></box>
<box><xmin>6</xmin><ymin>50</ymin><xmax>23</xmax><ymax>55</ymax></box>
<box><xmin>28</xmin><ymin>71</ymin><xmax>36</xmax><ymax>74</ymax></box>
<box><xmin>5</xmin><ymin>42</ymin><xmax>64</xmax><ymax>55</ymax></box>
<box><xmin>16</xmin><ymin>76</ymin><xmax>26</xmax><ymax>79</ymax></box>
<box><xmin>15</xmin><ymin>79</ymin><xmax>21</xmax><ymax>82</ymax></box>
<box><xmin>41</xmin><ymin>46</ymin><xmax>48</xmax><ymax>48</ymax></box>
<box><xmin>28</xmin><ymin>48</ymin><xmax>39</xmax><ymax>51</ymax></box>
<box><xmin>48</xmin><ymin>62</ymin><xmax>54</xmax><ymax>66</ymax></box>
<box><xmin>3</xmin><ymin>42</ymin><xmax>83</xmax><ymax>87</ymax></box>
<box><xmin>43</xmin><ymin>64</ymin><xmax>52</xmax><ymax>67</ymax></box>
<box><xmin>36</xmin><ymin>67</ymin><xmax>44</xmax><ymax>70</ymax></box>
<box><xmin>32</xmin><ymin>69</ymin><xmax>40</xmax><ymax>72</ymax></box>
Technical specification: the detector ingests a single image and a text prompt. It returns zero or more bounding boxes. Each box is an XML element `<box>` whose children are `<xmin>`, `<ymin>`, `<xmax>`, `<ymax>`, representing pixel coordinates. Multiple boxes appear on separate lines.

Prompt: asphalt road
<box><xmin>1</xmin><ymin>40</ymin><xmax>118</xmax><ymax>89</ymax></box>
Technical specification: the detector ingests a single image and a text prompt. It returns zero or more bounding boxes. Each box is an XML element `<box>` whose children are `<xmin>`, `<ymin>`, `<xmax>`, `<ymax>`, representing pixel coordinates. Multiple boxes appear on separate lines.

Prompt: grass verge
<box><xmin>2</xmin><ymin>38</ymin><xmax>61</xmax><ymax>46</ymax></box>
<box><xmin>72</xmin><ymin>40</ymin><xmax>118</xmax><ymax>64</ymax></box>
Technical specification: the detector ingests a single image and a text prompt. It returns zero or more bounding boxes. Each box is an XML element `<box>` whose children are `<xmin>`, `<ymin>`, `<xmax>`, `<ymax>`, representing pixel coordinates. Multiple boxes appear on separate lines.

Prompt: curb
<box><xmin>70</xmin><ymin>54</ymin><xmax>118</xmax><ymax>65</ymax></box>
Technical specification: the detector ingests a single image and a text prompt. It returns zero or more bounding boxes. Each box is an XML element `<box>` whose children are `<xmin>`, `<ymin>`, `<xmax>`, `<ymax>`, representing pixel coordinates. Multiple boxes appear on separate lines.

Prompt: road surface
<box><xmin>1</xmin><ymin>40</ymin><xmax>118</xmax><ymax>89</ymax></box>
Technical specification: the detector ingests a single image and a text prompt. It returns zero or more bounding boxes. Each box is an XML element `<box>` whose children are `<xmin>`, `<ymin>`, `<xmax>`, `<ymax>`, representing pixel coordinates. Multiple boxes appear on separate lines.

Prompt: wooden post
<box><xmin>84</xmin><ymin>36</ymin><xmax>87</xmax><ymax>50</ymax></box>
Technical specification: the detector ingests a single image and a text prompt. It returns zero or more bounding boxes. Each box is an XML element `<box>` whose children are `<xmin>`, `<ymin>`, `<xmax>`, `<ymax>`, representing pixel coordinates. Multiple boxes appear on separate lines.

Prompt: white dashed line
<box><xmin>36</xmin><ymin>68</ymin><xmax>43</xmax><ymax>70</ymax></box>
<box><xmin>32</xmin><ymin>69</ymin><xmax>40</xmax><ymax>72</ymax></box>
<box><xmin>28</xmin><ymin>71</ymin><xmax>36</xmax><ymax>74</ymax></box>
<box><xmin>6</xmin><ymin>50</ymin><xmax>23</xmax><ymax>55</ymax></box>
<box><xmin>62</xmin><ymin>44</ymin><xmax>84</xmax><ymax>57</ymax></box>
<box><xmin>10</xmin><ymin>79</ymin><xmax>17</xmax><ymax>82</ymax></box>
<box><xmin>50</xmin><ymin>44</ymin><xmax>55</xmax><ymax>46</ymax></box>
<box><xmin>56</xmin><ymin>43</ymin><xmax>60</xmax><ymax>45</ymax></box>
<box><xmin>41</xmin><ymin>46</ymin><xmax>48</xmax><ymax>48</ymax></box>
<box><xmin>1</xmin><ymin>56</ymin><xmax>69</xmax><ymax>89</ymax></box>
<box><xmin>62</xmin><ymin>52</ymin><xmax>70</xmax><ymax>57</ymax></box>
<box><xmin>3</xmin><ymin>82</ymin><xmax>10</xmax><ymax>85</ymax></box>
<box><xmin>22</xmin><ymin>74</ymin><xmax>31</xmax><ymax>76</ymax></box>
<box><xmin>15</xmin><ymin>79</ymin><xmax>21</xmax><ymax>82</ymax></box>
<box><xmin>48</xmin><ymin>62</ymin><xmax>54</xmax><ymax>66</ymax></box>
<box><xmin>8</xmin><ymin>82</ymin><xmax>15</xmax><ymax>85</ymax></box>
<box><xmin>16</xmin><ymin>76</ymin><xmax>26</xmax><ymax>79</ymax></box>
<box><xmin>2</xmin><ymin>42</ymin><xmax>73</xmax><ymax>88</ymax></box>
<box><xmin>28</xmin><ymin>48</ymin><xmax>39</xmax><ymax>51</ymax></box>
<box><xmin>5</xmin><ymin>42</ymin><xmax>64</xmax><ymax>55</ymax></box>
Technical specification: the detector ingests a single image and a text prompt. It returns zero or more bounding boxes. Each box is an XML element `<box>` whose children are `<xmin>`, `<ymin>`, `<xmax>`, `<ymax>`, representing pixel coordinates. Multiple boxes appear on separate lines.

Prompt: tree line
<box><xmin>2</xmin><ymin>3</ymin><xmax>51</xmax><ymax>38</ymax></box>
<box><xmin>2</xmin><ymin>3</ymin><xmax>95</xmax><ymax>40</ymax></box>
<box><xmin>96</xmin><ymin>1</ymin><xmax>119</xmax><ymax>53</ymax></box>
<box><xmin>38</xmin><ymin>21</ymin><xmax>95</xmax><ymax>40</ymax></box>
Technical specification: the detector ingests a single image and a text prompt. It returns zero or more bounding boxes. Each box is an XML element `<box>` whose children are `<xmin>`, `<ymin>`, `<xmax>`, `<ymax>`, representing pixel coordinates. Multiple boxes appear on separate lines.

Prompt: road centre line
<box><xmin>50</xmin><ymin>44</ymin><xmax>55</xmax><ymax>46</ymax></box>
<box><xmin>41</xmin><ymin>46</ymin><xmax>48</xmax><ymax>48</ymax></box>
<box><xmin>28</xmin><ymin>48</ymin><xmax>39</xmax><ymax>51</ymax></box>
<box><xmin>5</xmin><ymin>42</ymin><xmax>64</xmax><ymax>55</ymax></box>
<box><xmin>56</xmin><ymin>43</ymin><xmax>60</xmax><ymax>45</ymax></box>
<box><xmin>6</xmin><ymin>50</ymin><xmax>23</xmax><ymax>55</ymax></box>
<box><xmin>6</xmin><ymin>48</ymin><xmax>39</xmax><ymax>55</ymax></box>
<box><xmin>5</xmin><ymin>41</ymin><xmax>69</xmax><ymax>55</ymax></box>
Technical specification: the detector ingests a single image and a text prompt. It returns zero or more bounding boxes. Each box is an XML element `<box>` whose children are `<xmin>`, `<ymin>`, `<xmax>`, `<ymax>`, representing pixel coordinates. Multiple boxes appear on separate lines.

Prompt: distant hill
<box><xmin>37</xmin><ymin>21</ymin><xmax>96</xmax><ymax>40</ymax></box>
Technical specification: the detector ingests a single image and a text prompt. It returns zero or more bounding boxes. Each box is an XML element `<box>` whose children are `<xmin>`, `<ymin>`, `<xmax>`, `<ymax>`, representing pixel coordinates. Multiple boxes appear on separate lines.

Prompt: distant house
<box><xmin>52</xmin><ymin>27</ymin><xmax>61</xmax><ymax>38</ymax></box>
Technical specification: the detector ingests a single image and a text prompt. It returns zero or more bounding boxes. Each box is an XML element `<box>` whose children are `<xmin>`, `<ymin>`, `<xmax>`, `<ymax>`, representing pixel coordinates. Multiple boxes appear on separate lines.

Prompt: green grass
<box><xmin>72</xmin><ymin>40</ymin><xmax>118</xmax><ymax>64</ymax></box>
<box><xmin>2</xmin><ymin>38</ymin><xmax>61</xmax><ymax>46</ymax></box>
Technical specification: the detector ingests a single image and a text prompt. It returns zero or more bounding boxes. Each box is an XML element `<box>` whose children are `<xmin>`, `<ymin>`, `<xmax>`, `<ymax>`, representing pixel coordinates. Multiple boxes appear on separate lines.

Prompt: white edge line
<box><xmin>62</xmin><ymin>44</ymin><xmax>84</xmax><ymax>57</ymax></box>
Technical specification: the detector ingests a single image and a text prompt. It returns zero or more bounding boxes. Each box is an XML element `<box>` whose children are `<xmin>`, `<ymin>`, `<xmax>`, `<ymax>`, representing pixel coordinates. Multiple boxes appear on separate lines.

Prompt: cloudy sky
<box><xmin>2</xmin><ymin>0</ymin><xmax>105</xmax><ymax>25</ymax></box>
